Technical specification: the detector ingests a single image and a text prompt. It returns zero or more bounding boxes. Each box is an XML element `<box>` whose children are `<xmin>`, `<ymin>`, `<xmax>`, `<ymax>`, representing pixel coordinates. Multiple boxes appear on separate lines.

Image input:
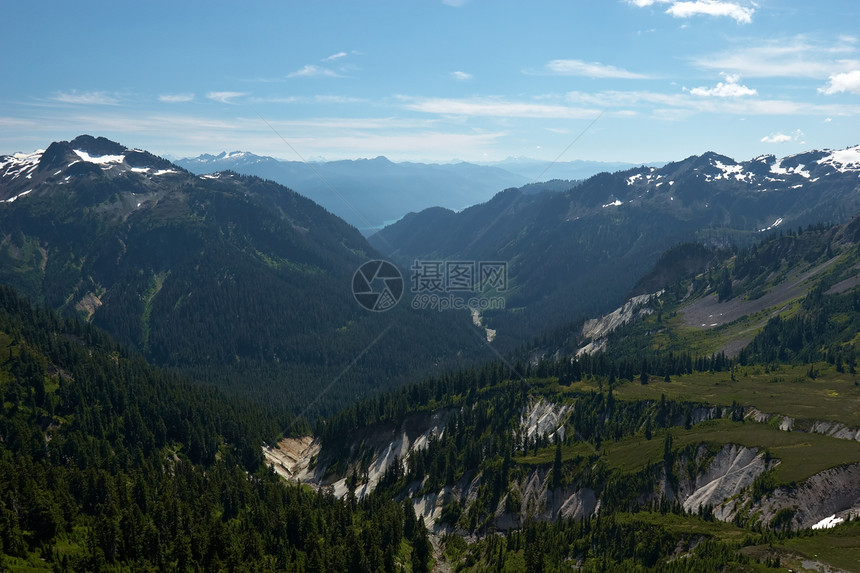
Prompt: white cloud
<box><xmin>542</xmin><ymin>59</ymin><xmax>651</xmax><ymax>79</ymax></box>
<box><xmin>563</xmin><ymin>88</ymin><xmax>860</xmax><ymax>118</ymax></box>
<box><xmin>761</xmin><ymin>129</ymin><xmax>804</xmax><ymax>143</ymax></box>
<box><xmin>53</xmin><ymin>91</ymin><xmax>119</xmax><ymax>105</ymax></box>
<box><xmin>0</xmin><ymin>109</ymin><xmax>506</xmax><ymax>161</ymax></box>
<box><xmin>689</xmin><ymin>73</ymin><xmax>757</xmax><ymax>97</ymax></box>
<box><xmin>287</xmin><ymin>65</ymin><xmax>342</xmax><ymax>78</ymax></box>
<box><xmin>323</xmin><ymin>52</ymin><xmax>348</xmax><ymax>62</ymax></box>
<box><xmin>629</xmin><ymin>0</ymin><xmax>753</xmax><ymax>23</ymax></box>
<box><xmin>206</xmin><ymin>91</ymin><xmax>248</xmax><ymax>104</ymax></box>
<box><xmin>451</xmin><ymin>71</ymin><xmax>472</xmax><ymax>81</ymax></box>
<box><xmin>667</xmin><ymin>1</ymin><xmax>753</xmax><ymax>24</ymax></box>
<box><xmin>402</xmin><ymin>96</ymin><xmax>599</xmax><ymax>119</ymax></box>
<box><xmin>820</xmin><ymin>70</ymin><xmax>860</xmax><ymax>94</ymax></box>
<box><xmin>158</xmin><ymin>93</ymin><xmax>195</xmax><ymax>103</ymax></box>
<box><xmin>694</xmin><ymin>37</ymin><xmax>860</xmax><ymax>79</ymax></box>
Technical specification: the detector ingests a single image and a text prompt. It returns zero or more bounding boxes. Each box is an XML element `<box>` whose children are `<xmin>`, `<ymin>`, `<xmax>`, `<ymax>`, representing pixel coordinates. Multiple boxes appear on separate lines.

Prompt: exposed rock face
<box><xmin>678</xmin><ymin>445</ymin><xmax>774</xmax><ymax>517</ymax></box>
<box><xmin>811</xmin><ymin>421</ymin><xmax>860</xmax><ymax>442</ymax></box>
<box><xmin>266</xmin><ymin>409</ymin><xmax>452</xmax><ymax>498</ymax></box>
<box><xmin>752</xmin><ymin>464</ymin><xmax>860</xmax><ymax>530</ymax></box>
<box><xmin>265</xmin><ymin>398</ymin><xmax>860</xmax><ymax>536</ymax></box>
<box><xmin>264</xmin><ymin>436</ymin><xmax>320</xmax><ymax>480</ymax></box>
<box><xmin>521</xmin><ymin>398</ymin><xmax>570</xmax><ymax>442</ymax></box>
<box><xmin>577</xmin><ymin>292</ymin><xmax>662</xmax><ymax>356</ymax></box>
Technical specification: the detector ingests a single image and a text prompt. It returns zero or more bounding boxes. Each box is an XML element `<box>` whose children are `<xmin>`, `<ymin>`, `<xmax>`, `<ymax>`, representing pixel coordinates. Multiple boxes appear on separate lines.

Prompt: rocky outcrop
<box><xmin>751</xmin><ymin>463</ymin><xmax>860</xmax><ymax>530</ymax></box>
<box><xmin>267</xmin><ymin>409</ymin><xmax>452</xmax><ymax>498</ymax></box>
<box><xmin>577</xmin><ymin>291</ymin><xmax>663</xmax><ymax>356</ymax></box>
<box><xmin>677</xmin><ymin>445</ymin><xmax>775</xmax><ymax>518</ymax></box>
<box><xmin>521</xmin><ymin>398</ymin><xmax>570</xmax><ymax>442</ymax></box>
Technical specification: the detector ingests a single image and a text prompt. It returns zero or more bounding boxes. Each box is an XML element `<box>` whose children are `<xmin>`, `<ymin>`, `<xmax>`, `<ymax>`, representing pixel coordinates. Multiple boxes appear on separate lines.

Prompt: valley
<box><xmin>1</xmin><ymin>136</ymin><xmax>859</xmax><ymax>572</ymax></box>
<box><xmin>5</xmin><ymin>2</ymin><xmax>860</xmax><ymax>570</ymax></box>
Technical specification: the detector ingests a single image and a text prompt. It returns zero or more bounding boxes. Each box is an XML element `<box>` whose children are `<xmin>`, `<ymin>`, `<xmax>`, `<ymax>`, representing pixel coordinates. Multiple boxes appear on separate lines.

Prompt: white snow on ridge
<box><xmin>714</xmin><ymin>160</ymin><xmax>742</xmax><ymax>178</ymax></box>
<box><xmin>626</xmin><ymin>173</ymin><xmax>643</xmax><ymax>186</ymax></box>
<box><xmin>812</xmin><ymin>514</ymin><xmax>844</xmax><ymax>530</ymax></box>
<box><xmin>602</xmin><ymin>199</ymin><xmax>622</xmax><ymax>208</ymax></box>
<box><xmin>0</xmin><ymin>150</ymin><xmax>43</xmax><ymax>180</ymax></box>
<box><xmin>817</xmin><ymin>146</ymin><xmax>860</xmax><ymax>172</ymax></box>
<box><xmin>2</xmin><ymin>189</ymin><xmax>33</xmax><ymax>203</ymax></box>
<box><xmin>759</xmin><ymin>217</ymin><xmax>783</xmax><ymax>232</ymax></box>
<box><xmin>769</xmin><ymin>159</ymin><xmax>809</xmax><ymax>179</ymax></box>
<box><xmin>73</xmin><ymin>149</ymin><xmax>125</xmax><ymax>165</ymax></box>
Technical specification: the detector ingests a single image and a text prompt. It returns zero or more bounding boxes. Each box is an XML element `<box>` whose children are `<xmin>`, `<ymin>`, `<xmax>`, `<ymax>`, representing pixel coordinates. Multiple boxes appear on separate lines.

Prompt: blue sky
<box><xmin>2</xmin><ymin>1</ymin><xmax>860</xmax><ymax>165</ymax></box>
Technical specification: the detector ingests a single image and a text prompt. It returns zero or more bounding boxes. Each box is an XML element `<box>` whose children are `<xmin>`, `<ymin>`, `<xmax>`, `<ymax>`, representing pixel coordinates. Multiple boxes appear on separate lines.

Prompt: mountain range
<box><xmin>174</xmin><ymin>152</ymin><xmax>641</xmax><ymax>235</ymax></box>
<box><xmin>175</xmin><ymin>152</ymin><xmax>530</xmax><ymax>234</ymax></box>
<box><xmin>371</xmin><ymin>147</ymin><xmax>860</xmax><ymax>346</ymax></box>
<box><xmin>2</xmin><ymin>135</ymin><xmax>860</xmax><ymax>571</ymax></box>
<box><xmin>4</xmin><ymin>137</ymin><xmax>860</xmax><ymax>406</ymax></box>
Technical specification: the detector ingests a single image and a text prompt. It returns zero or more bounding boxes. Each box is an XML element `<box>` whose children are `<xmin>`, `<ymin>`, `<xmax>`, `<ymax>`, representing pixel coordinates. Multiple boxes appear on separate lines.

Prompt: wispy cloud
<box><xmin>3</xmin><ymin>109</ymin><xmax>502</xmax><ymax>161</ymax></box>
<box><xmin>688</xmin><ymin>73</ymin><xmax>757</xmax><ymax>97</ymax></box>
<box><xmin>402</xmin><ymin>96</ymin><xmax>598</xmax><ymax>119</ymax></box>
<box><xmin>323</xmin><ymin>52</ymin><xmax>348</xmax><ymax>62</ymax></box>
<box><xmin>53</xmin><ymin>91</ymin><xmax>119</xmax><ymax>105</ymax></box>
<box><xmin>206</xmin><ymin>91</ymin><xmax>248</xmax><ymax>104</ymax></box>
<box><xmin>288</xmin><ymin>64</ymin><xmax>342</xmax><ymax>78</ymax></box>
<box><xmin>820</xmin><ymin>70</ymin><xmax>860</xmax><ymax>95</ymax></box>
<box><xmin>540</xmin><ymin>59</ymin><xmax>651</xmax><ymax>79</ymax></box>
<box><xmin>564</xmin><ymin>89</ymin><xmax>860</xmax><ymax>118</ymax></box>
<box><xmin>248</xmin><ymin>94</ymin><xmax>366</xmax><ymax>105</ymax></box>
<box><xmin>159</xmin><ymin>93</ymin><xmax>195</xmax><ymax>103</ymax></box>
<box><xmin>693</xmin><ymin>37</ymin><xmax>860</xmax><ymax>79</ymax></box>
<box><xmin>761</xmin><ymin>129</ymin><xmax>804</xmax><ymax>143</ymax></box>
<box><xmin>629</xmin><ymin>0</ymin><xmax>754</xmax><ymax>24</ymax></box>
<box><xmin>451</xmin><ymin>71</ymin><xmax>473</xmax><ymax>81</ymax></box>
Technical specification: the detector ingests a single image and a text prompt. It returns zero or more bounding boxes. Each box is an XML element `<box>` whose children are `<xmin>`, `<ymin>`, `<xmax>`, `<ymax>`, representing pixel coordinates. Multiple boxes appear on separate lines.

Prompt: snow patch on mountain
<box><xmin>73</xmin><ymin>149</ymin><xmax>126</xmax><ymax>165</ymax></box>
<box><xmin>0</xmin><ymin>150</ymin><xmax>43</xmax><ymax>180</ymax></box>
<box><xmin>759</xmin><ymin>217</ymin><xmax>784</xmax><ymax>232</ymax></box>
<box><xmin>769</xmin><ymin>158</ymin><xmax>811</xmax><ymax>179</ymax></box>
<box><xmin>1</xmin><ymin>189</ymin><xmax>32</xmax><ymax>203</ymax></box>
<box><xmin>817</xmin><ymin>146</ymin><xmax>860</xmax><ymax>172</ymax></box>
<box><xmin>812</xmin><ymin>514</ymin><xmax>844</xmax><ymax>530</ymax></box>
<box><xmin>714</xmin><ymin>160</ymin><xmax>744</xmax><ymax>180</ymax></box>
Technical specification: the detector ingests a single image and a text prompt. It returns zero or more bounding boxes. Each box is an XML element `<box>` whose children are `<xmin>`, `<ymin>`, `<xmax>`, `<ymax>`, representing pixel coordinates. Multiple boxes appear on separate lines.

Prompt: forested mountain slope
<box><xmin>0</xmin><ymin>285</ymin><xmax>436</xmax><ymax>572</ymax></box>
<box><xmin>0</xmin><ymin>136</ymin><xmax>493</xmax><ymax>416</ymax></box>
<box><xmin>264</xmin><ymin>216</ymin><xmax>860</xmax><ymax>571</ymax></box>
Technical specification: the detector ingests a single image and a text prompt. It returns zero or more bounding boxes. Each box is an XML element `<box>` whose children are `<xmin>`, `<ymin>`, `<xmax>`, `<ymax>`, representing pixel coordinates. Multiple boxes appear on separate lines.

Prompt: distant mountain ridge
<box><xmin>478</xmin><ymin>156</ymin><xmax>647</xmax><ymax>181</ymax></box>
<box><xmin>175</xmin><ymin>151</ymin><xmax>532</xmax><ymax>234</ymax></box>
